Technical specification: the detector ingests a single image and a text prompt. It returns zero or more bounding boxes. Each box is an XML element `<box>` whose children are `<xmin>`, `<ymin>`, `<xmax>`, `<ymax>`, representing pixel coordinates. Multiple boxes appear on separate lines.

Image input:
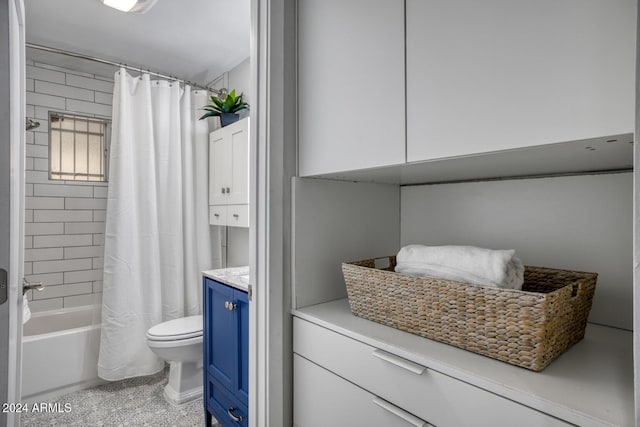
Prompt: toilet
<box><xmin>146</xmin><ymin>315</ymin><xmax>203</xmax><ymax>405</ymax></box>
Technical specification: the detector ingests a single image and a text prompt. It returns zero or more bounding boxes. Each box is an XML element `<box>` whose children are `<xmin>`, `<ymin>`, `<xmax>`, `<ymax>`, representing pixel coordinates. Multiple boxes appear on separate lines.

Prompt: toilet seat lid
<box><xmin>147</xmin><ymin>315</ymin><xmax>203</xmax><ymax>341</ymax></box>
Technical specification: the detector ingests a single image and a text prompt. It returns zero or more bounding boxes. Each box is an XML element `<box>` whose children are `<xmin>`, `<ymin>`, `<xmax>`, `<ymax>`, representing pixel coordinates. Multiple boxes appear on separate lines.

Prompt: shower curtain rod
<box><xmin>26</xmin><ymin>43</ymin><xmax>226</xmax><ymax>96</ymax></box>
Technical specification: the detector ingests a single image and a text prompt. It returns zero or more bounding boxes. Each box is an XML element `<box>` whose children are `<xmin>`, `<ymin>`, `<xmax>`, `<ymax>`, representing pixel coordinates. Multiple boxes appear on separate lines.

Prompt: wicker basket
<box><xmin>342</xmin><ymin>256</ymin><xmax>597</xmax><ymax>371</ymax></box>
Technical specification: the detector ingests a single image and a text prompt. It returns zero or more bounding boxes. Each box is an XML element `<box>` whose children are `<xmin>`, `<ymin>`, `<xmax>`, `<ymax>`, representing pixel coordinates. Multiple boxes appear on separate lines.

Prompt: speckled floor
<box><xmin>20</xmin><ymin>369</ymin><xmax>217</xmax><ymax>427</ymax></box>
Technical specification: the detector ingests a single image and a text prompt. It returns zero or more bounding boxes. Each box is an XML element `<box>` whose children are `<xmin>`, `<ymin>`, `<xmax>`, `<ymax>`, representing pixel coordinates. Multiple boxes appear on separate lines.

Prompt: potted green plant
<box><xmin>199</xmin><ymin>89</ymin><xmax>249</xmax><ymax>127</ymax></box>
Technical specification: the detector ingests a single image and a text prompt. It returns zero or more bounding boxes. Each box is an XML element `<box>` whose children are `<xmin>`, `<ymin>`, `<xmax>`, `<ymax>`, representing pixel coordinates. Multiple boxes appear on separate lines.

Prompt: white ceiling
<box><xmin>24</xmin><ymin>0</ymin><xmax>250</xmax><ymax>86</ymax></box>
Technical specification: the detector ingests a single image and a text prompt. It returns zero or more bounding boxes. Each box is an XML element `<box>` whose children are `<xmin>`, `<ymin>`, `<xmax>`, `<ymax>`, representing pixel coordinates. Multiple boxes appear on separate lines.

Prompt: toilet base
<box><xmin>163</xmin><ymin>360</ymin><xmax>203</xmax><ymax>405</ymax></box>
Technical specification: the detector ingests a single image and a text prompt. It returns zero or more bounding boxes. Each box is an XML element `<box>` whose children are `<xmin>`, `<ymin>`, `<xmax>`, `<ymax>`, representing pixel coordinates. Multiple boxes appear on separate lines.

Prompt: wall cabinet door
<box><xmin>203</xmin><ymin>278</ymin><xmax>249</xmax><ymax>427</ymax></box>
<box><xmin>297</xmin><ymin>0</ymin><xmax>406</xmax><ymax>176</ymax></box>
<box><xmin>406</xmin><ymin>0</ymin><xmax>635</xmax><ymax>162</ymax></box>
<box><xmin>209</xmin><ymin>118</ymin><xmax>249</xmax><ymax>206</ymax></box>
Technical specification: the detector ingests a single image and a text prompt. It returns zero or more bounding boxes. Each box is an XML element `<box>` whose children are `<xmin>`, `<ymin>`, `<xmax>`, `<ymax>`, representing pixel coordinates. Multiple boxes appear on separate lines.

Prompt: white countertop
<box><xmin>292</xmin><ymin>298</ymin><xmax>633</xmax><ymax>427</ymax></box>
<box><xmin>202</xmin><ymin>266</ymin><xmax>250</xmax><ymax>292</ymax></box>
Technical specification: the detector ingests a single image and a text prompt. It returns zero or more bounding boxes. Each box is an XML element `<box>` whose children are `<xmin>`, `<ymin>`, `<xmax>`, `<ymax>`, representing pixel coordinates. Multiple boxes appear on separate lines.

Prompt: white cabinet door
<box><xmin>298</xmin><ymin>0</ymin><xmax>406</xmax><ymax>176</ymax></box>
<box><xmin>406</xmin><ymin>0</ymin><xmax>636</xmax><ymax>162</ymax></box>
<box><xmin>294</xmin><ymin>355</ymin><xmax>429</xmax><ymax>427</ymax></box>
<box><xmin>209</xmin><ymin>130</ymin><xmax>230</xmax><ymax>206</ymax></box>
<box><xmin>227</xmin><ymin>119</ymin><xmax>249</xmax><ymax>205</ymax></box>
<box><xmin>208</xmin><ymin>118</ymin><xmax>249</xmax><ymax>206</ymax></box>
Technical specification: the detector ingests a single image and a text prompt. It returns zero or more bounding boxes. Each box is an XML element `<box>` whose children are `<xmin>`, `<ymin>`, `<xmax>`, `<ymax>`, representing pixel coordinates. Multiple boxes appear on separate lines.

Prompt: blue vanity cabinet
<box><xmin>204</xmin><ymin>277</ymin><xmax>249</xmax><ymax>427</ymax></box>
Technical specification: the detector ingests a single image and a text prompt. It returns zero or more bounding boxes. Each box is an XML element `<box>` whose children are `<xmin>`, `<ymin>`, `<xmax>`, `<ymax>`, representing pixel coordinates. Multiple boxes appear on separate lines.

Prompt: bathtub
<box><xmin>21</xmin><ymin>305</ymin><xmax>104</xmax><ymax>403</ymax></box>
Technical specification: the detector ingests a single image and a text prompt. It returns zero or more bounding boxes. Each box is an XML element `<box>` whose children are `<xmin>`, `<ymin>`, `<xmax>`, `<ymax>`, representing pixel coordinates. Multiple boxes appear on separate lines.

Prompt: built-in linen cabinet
<box><xmin>293</xmin><ymin>0</ymin><xmax>636</xmax><ymax>425</ymax></box>
<box><xmin>297</xmin><ymin>0</ymin><xmax>406</xmax><ymax>176</ymax></box>
<box><xmin>405</xmin><ymin>0</ymin><xmax>635</xmax><ymax>162</ymax></box>
<box><xmin>209</xmin><ymin>118</ymin><xmax>249</xmax><ymax>227</ymax></box>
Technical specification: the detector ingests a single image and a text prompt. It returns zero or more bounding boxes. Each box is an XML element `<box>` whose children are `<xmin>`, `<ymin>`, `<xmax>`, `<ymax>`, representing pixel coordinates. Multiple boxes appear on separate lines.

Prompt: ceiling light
<box><xmin>101</xmin><ymin>0</ymin><xmax>158</xmax><ymax>13</ymax></box>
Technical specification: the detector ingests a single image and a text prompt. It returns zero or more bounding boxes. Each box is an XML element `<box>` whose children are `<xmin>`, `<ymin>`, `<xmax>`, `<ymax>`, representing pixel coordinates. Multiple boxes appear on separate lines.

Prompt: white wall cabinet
<box><xmin>297</xmin><ymin>0</ymin><xmax>406</xmax><ymax>176</ymax></box>
<box><xmin>209</xmin><ymin>118</ymin><xmax>249</xmax><ymax>228</ymax></box>
<box><xmin>406</xmin><ymin>0</ymin><xmax>635</xmax><ymax>162</ymax></box>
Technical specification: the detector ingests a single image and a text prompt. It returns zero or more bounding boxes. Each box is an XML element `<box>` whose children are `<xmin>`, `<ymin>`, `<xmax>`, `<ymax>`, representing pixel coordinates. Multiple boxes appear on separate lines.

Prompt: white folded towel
<box><xmin>395</xmin><ymin>244</ymin><xmax>524</xmax><ymax>290</ymax></box>
<box><xmin>23</xmin><ymin>298</ymin><xmax>31</xmax><ymax>324</ymax></box>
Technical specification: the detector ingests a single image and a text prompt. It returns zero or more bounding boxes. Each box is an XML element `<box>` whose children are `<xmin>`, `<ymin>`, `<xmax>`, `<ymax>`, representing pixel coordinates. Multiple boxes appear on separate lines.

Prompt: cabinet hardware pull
<box><xmin>233</xmin><ymin>214</ymin><xmax>239</xmax><ymax>218</ymax></box>
<box><xmin>372</xmin><ymin>397</ymin><xmax>429</xmax><ymax>427</ymax></box>
<box><xmin>372</xmin><ymin>349</ymin><xmax>426</xmax><ymax>375</ymax></box>
<box><xmin>214</xmin><ymin>214</ymin><xmax>219</xmax><ymax>218</ymax></box>
<box><xmin>227</xmin><ymin>407</ymin><xmax>243</xmax><ymax>422</ymax></box>
<box><xmin>224</xmin><ymin>301</ymin><xmax>229</xmax><ymax>309</ymax></box>
<box><xmin>226</xmin><ymin>187</ymin><xmax>230</xmax><ymax>193</ymax></box>
<box><xmin>222</xmin><ymin>187</ymin><xmax>226</xmax><ymax>194</ymax></box>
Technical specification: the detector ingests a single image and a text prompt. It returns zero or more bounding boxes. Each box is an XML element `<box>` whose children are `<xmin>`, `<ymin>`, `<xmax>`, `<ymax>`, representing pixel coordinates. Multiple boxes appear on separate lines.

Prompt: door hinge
<box><xmin>0</xmin><ymin>269</ymin><xmax>7</xmax><ymax>305</ymax></box>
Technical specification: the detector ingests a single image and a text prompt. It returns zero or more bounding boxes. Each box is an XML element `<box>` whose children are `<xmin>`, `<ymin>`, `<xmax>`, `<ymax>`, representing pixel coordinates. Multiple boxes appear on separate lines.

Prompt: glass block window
<box><xmin>49</xmin><ymin>112</ymin><xmax>111</xmax><ymax>182</ymax></box>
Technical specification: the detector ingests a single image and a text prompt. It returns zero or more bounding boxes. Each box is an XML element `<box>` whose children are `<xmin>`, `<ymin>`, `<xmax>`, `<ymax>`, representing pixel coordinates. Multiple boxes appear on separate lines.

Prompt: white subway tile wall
<box><xmin>24</xmin><ymin>60</ymin><xmax>114</xmax><ymax>312</ymax></box>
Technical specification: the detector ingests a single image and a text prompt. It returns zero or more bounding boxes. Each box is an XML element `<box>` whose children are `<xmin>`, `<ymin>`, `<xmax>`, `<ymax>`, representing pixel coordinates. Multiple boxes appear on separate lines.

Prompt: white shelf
<box><xmin>305</xmin><ymin>134</ymin><xmax>633</xmax><ymax>185</ymax></box>
<box><xmin>292</xmin><ymin>298</ymin><xmax>633</xmax><ymax>427</ymax></box>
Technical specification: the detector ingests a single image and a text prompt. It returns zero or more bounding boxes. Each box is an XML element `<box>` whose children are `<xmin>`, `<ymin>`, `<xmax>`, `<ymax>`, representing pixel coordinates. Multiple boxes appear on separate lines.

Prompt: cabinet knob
<box><xmin>224</xmin><ymin>301</ymin><xmax>237</xmax><ymax>311</ymax></box>
<box><xmin>214</xmin><ymin>213</ymin><xmax>219</xmax><ymax>218</ymax></box>
<box><xmin>226</xmin><ymin>187</ymin><xmax>230</xmax><ymax>193</ymax></box>
<box><xmin>227</xmin><ymin>407</ymin><xmax>243</xmax><ymax>422</ymax></box>
<box><xmin>233</xmin><ymin>214</ymin><xmax>239</xmax><ymax>219</ymax></box>
<box><xmin>221</xmin><ymin>187</ymin><xmax>226</xmax><ymax>194</ymax></box>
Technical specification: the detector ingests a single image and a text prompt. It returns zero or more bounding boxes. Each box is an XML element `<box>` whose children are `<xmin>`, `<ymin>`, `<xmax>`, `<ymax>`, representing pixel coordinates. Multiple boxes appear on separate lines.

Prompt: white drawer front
<box><xmin>227</xmin><ymin>204</ymin><xmax>249</xmax><ymax>228</ymax></box>
<box><xmin>294</xmin><ymin>354</ymin><xmax>430</xmax><ymax>427</ymax></box>
<box><xmin>209</xmin><ymin>206</ymin><xmax>227</xmax><ymax>226</ymax></box>
<box><xmin>294</xmin><ymin>318</ymin><xmax>570</xmax><ymax>427</ymax></box>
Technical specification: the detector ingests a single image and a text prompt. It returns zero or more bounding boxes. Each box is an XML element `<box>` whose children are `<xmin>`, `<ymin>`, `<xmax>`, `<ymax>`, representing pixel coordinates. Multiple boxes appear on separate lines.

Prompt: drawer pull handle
<box><xmin>372</xmin><ymin>349</ymin><xmax>426</xmax><ymax>375</ymax></box>
<box><xmin>233</xmin><ymin>214</ymin><xmax>239</xmax><ymax>218</ymax></box>
<box><xmin>227</xmin><ymin>407</ymin><xmax>243</xmax><ymax>422</ymax></box>
<box><xmin>214</xmin><ymin>213</ymin><xmax>220</xmax><ymax>218</ymax></box>
<box><xmin>372</xmin><ymin>397</ymin><xmax>429</xmax><ymax>427</ymax></box>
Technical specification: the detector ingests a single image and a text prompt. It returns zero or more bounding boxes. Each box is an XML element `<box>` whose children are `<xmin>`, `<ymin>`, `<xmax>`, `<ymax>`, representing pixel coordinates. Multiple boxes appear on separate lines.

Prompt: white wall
<box><xmin>401</xmin><ymin>172</ymin><xmax>633</xmax><ymax>330</ymax></box>
<box><xmin>24</xmin><ymin>59</ymin><xmax>113</xmax><ymax>312</ymax></box>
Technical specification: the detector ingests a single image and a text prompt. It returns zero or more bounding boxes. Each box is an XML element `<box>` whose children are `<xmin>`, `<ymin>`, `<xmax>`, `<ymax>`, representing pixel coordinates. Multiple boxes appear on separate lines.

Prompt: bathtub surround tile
<box><xmin>26</xmin><ymin>65</ymin><xmax>66</xmax><ymax>84</ymax></box>
<box><xmin>34</xmin><ymin>210</ymin><xmax>93</xmax><ymax>223</ymax></box>
<box><xmin>92</xmin><ymin>281</ymin><xmax>103</xmax><ymax>293</ymax></box>
<box><xmin>64</xmin><ymin>222</ymin><xmax>105</xmax><ymax>235</ymax></box>
<box><xmin>63</xmin><ymin>292</ymin><xmax>102</xmax><ymax>308</ymax></box>
<box><xmin>34</xmin><ymin>234</ymin><xmax>93</xmax><ymax>248</ymax></box>
<box><xmin>26</xmin><ymin>92</ymin><xmax>66</xmax><ymax>110</ymax></box>
<box><xmin>23</xmin><ymin>59</ymin><xmax>110</xmax><ymax>320</ymax></box>
<box><xmin>34</xmin><ymin>184</ymin><xmax>94</xmax><ymax>198</ymax></box>
<box><xmin>66</xmin><ymin>73</ymin><xmax>114</xmax><ymax>93</ymax></box>
<box><xmin>65</xmin><ymin>198</ymin><xmax>107</xmax><ymax>210</ymax></box>
<box><xmin>93</xmin><ymin>234</ymin><xmax>104</xmax><ymax>246</ymax></box>
<box><xmin>34</xmin><ymin>132</ymin><xmax>48</xmax><ymax>146</ymax></box>
<box><xmin>93</xmin><ymin>210</ymin><xmax>106</xmax><ymax>222</ymax></box>
<box><xmin>26</xmin><ymin>144</ymin><xmax>48</xmax><ymax>159</ymax></box>
<box><xmin>32</xmin><ymin>282</ymin><xmax>93</xmax><ymax>300</ymax></box>
<box><xmin>33</xmin><ymin>158</ymin><xmax>49</xmax><ymax>171</ymax></box>
<box><xmin>25</xmin><ymin>248</ymin><xmax>64</xmax><ymax>262</ymax></box>
<box><xmin>92</xmin><ymin>257</ymin><xmax>103</xmax><ymax>269</ymax></box>
<box><xmin>93</xmin><ymin>186</ymin><xmax>108</xmax><ymax>198</ymax></box>
<box><xmin>66</xmin><ymin>99</ymin><xmax>112</xmax><ymax>117</ymax></box>
<box><xmin>64</xmin><ymin>268</ymin><xmax>103</xmax><ymax>284</ymax></box>
<box><xmin>28</xmin><ymin>297</ymin><xmax>64</xmax><ymax>313</ymax></box>
<box><xmin>25</xmin><ymin>170</ymin><xmax>51</xmax><ymax>184</ymax></box>
<box><xmin>33</xmin><ymin>258</ymin><xmax>92</xmax><ymax>275</ymax></box>
<box><xmin>23</xmin><ymin>272</ymin><xmax>64</xmax><ymax>287</ymax></box>
<box><xmin>20</xmin><ymin>369</ymin><xmax>210</xmax><ymax>427</ymax></box>
<box><xmin>25</xmin><ymin>222</ymin><xmax>64</xmax><ymax>236</ymax></box>
<box><xmin>64</xmin><ymin>246</ymin><xmax>104</xmax><ymax>260</ymax></box>
<box><xmin>94</xmin><ymin>91</ymin><xmax>113</xmax><ymax>106</ymax></box>
<box><xmin>34</xmin><ymin>80</ymin><xmax>94</xmax><ymax>102</ymax></box>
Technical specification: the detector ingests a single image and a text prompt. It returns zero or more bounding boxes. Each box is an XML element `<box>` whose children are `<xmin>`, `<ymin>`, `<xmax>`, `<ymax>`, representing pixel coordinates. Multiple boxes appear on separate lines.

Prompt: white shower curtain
<box><xmin>98</xmin><ymin>70</ymin><xmax>222</xmax><ymax>381</ymax></box>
